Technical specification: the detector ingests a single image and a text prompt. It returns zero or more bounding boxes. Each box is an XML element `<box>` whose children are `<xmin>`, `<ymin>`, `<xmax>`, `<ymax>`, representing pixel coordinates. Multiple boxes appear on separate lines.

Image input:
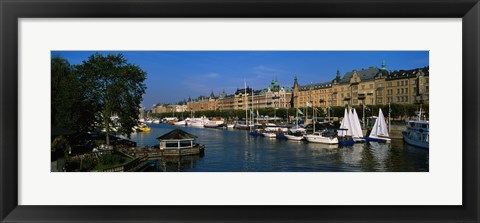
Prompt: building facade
<box><xmin>292</xmin><ymin>62</ymin><xmax>429</xmax><ymax>109</ymax></box>
<box><xmin>153</xmin><ymin>62</ymin><xmax>429</xmax><ymax>114</ymax></box>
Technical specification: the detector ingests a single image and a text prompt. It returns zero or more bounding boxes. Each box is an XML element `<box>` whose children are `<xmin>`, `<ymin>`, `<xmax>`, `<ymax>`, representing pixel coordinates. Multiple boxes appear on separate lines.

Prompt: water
<box><xmin>125</xmin><ymin>124</ymin><xmax>429</xmax><ymax>172</ymax></box>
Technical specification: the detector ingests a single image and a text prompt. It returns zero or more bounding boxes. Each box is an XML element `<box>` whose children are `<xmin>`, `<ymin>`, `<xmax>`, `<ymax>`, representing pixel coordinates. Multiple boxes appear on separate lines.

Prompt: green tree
<box><xmin>51</xmin><ymin>56</ymin><xmax>95</xmax><ymax>131</ymax></box>
<box><xmin>76</xmin><ymin>53</ymin><xmax>147</xmax><ymax>145</ymax></box>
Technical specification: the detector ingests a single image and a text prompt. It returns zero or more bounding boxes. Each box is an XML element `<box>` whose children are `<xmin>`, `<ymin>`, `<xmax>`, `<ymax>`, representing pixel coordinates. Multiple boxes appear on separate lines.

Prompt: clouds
<box><xmin>205</xmin><ymin>72</ymin><xmax>220</xmax><ymax>78</ymax></box>
<box><xmin>180</xmin><ymin>72</ymin><xmax>223</xmax><ymax>97</ymax></box>
<box><xmin>252</xmin><ymin>65</ymin><xmax>286</xmax><ymax>76</ymax></box>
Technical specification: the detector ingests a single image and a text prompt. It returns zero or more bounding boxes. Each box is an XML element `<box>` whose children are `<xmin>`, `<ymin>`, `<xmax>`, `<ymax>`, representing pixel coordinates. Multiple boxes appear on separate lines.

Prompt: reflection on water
<box><xmin>125</xmin><ymin>124</ymin><xmax>428</xmax><ymax>172</ymax></box>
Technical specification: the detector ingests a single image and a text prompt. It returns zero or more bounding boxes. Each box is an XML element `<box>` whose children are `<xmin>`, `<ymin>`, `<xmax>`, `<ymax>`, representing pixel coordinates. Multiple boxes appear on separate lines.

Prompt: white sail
<box><xmin>369</xmin><ymin>108</ymin><xmax>389</xmax><ymax>138</ymax></box>
<box><xmin>352</xmin><ymin>108</ymin><xmax>363</xmax><ymax>137</ymax></box>
<box><xmin>348</xmin><ymin>108</ymin><xmax>357</xmax><ymax>137</ymax></box>
<box><xmin>369</xmin><ymin>117</ymin><xmax>379</xmax><ymax>138</ymax></box>
<box><xmin>338</xmin><ymin>108</ymin><xmax>349</xmax><ymax>137</ymax></box>
<box><xmin>377</xmin><ymin>109</ymin><xmax>389</xmax><ymax>137</ymax></box>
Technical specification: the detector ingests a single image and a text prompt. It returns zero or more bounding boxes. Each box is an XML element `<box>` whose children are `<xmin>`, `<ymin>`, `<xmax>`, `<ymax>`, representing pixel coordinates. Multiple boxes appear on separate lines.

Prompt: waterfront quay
<box><xmin>127</xmin><ymin>123</ymin><xmax>428</xmax><ymax>172</ymax></box>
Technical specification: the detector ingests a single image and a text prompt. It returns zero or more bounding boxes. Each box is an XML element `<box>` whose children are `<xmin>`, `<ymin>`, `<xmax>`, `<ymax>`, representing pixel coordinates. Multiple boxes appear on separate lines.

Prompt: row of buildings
<box><xmin>152</xmin><ymin>62</ymin><xmax>429</xmax><ymax>113</ymax></box>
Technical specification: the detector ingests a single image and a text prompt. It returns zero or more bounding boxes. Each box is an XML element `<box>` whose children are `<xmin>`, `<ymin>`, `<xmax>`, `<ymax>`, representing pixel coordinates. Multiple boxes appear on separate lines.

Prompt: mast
<box><xmin>312</xmin><ymin>105</ymin><xmax>316</xmax><ymax>133</ymax></box>
<box><xmin>296</xmin><ymin>108</ymin><xmax>299</xmax><ymax>129</ymax></box>
<box><xmin>388</xmin><ymin>102</ymin><xmax>391</xmax><ymax>133</ymax></box>
<box><xmin>244</xmin><ymin>80</ymin><xmax>248</xmax><ymax>126</ymax></box>
<box><xmin>250</xmin><ymin>88</ymin><xmax>254</xmax><ymax>131</ymax></box>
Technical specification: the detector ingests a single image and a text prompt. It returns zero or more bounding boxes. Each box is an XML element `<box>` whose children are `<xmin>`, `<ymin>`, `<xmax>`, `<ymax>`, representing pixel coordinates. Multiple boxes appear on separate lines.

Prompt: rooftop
<box><xmin>157</xmin><ymin>129</ymin><xmax>198</xmax><ymax>140</ymax></box>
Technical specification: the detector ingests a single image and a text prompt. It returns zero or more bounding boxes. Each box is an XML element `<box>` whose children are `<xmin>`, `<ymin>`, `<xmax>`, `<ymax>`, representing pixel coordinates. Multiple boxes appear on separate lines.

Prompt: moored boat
<box><xmin>364</xmin><ymin>108</ymin><xmax>391</xmax><ymax>143</ymax></box>
<box><xmin>304</xmin><ymin>130</ymin><xmax>339</xmax><ymax>144</ymax></box>
<box><xmin>284</xmin><ymin>132</ymin><xmax>305</xmax><ymax>141</ymax></box>
<box><xmin>402</xmin><ymin>107</ymin><xmax>429</xmax><ymax>149</ymax></box>
<box><xmin>204</xmin><ymin>121</ymin><xmax>221</xmax><ymax>128</ymax></box>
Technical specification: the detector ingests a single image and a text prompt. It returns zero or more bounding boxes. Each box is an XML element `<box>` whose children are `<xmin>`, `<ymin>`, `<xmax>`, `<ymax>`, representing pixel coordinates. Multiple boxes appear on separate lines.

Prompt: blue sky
<box><xmin>52</xmin><ymin>51</ymin><xmax>429</xmax><ymax>108</ymax></box>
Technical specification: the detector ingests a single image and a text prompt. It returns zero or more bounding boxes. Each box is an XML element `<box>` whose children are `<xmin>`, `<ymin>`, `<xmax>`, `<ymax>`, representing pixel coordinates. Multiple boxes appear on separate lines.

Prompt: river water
<box><xmin>126</xmin><ymin>123</ymin><xmax>428</xmax><ymax>172</ymax></box>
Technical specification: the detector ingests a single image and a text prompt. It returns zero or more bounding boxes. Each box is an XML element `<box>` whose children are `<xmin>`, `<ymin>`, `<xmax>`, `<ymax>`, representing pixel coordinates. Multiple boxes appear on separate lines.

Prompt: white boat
<box><xmin>284</xmin><ymin>134</ymin><xmax>304</xmax><ymax>141</ymax></box>
<box><xmin>226</xmin><ymin>124</ymin><xmax>235</xmax><ymax>128</ymax></box>
<box><xmin>174</xmin><ymin>120</ymin><xmax>188</xmax><ymax>126</ymax></box>
<box><xmin>289</xmin><ymin>126</ymin><xmax>306</xmax><ymax>133</ymax></box>
<box><xmin>365</xmin><ymin>108</ymin><xmax>391</xmax><ymax>143</ymax></box>
<box><xmin>305</xmin><ymin>106</ymin><xmax>338</xmax><ymax>144</ymax></box>
<box><xmin>338</xmin><ymin>108</ymin><xmax>365</xmax><ymax>143</ymax></box>
<box><xmin>402</xmin><ymin>107</ymin><xmax>429</xmax><ymax>149</ymax></box>
<box><xmin>188</xmin><ymin>116</ymin><xmax>209</xmax><ymax>127</ymax></box>
<box><xmin>204</xmin><ymin>121</ymin><xmax>221</xmax><ymax>128</ymax></box>
<box><xmin>403</xmin><ymin>120</ymin><xmax>429</xmax><ymax>149</ymax></box>
<box><xmin>262</xmin><ymin>131</ymin><xmax>277</xmax><ymax>138</ymax></box>
<box><xmin>305</xmin><ymin>131</ymin><xmax>339</xmax><ymax>144</ymax></box>
<box><xmin>152</xmin><ymin>119</ymin><xmax>160</xmax><ymax>124</ymax></box>
<box><xmin>351</xmin><ymin>108</ymin><xmax>366</xmax><ymax>142</ymax></box>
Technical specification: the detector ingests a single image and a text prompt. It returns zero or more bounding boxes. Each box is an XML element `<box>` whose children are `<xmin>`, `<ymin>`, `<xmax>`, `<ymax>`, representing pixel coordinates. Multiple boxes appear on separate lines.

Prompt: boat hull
<box><xmin>262</xmin><ymin>132</ymin><xmax>277</xmax><ymax>138</ymax></box>
<box><xmin>402</xmin><ymin>131</ymin><xmax>429</xmax><ymax>149</ymax></box>
<box><xmin>284</xmin><ymin>135</ymin><xmax>304</xmax><ymax>141</ymax></box>
<box><xmin>364</xmin><ymin>136</ymin><xmax>391</xmax><ymax>143</ymax></box>
<box><xmin>305</xmin><ymin>135</ymin><xmax>338</xmax><ymax>144</ymax></box>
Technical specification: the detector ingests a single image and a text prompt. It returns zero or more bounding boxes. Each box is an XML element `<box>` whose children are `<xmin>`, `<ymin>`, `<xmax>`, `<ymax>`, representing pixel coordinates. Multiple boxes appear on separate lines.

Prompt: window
<box><xmin>397</xmin><ymin>89</ymin><xmax>400</xmax><ymax>94</ymax></box>
<box><xmin>353</xmin><ymin>92</ymin><xmax>358</xmax><ymax>97</ymax></box>
<box><xmin>426</xmin><ymin>78</ymin><xmax>429</xmax><ymax>83</ymax></box>
<box><xmin>426</xmin><ymin>86</ymin><xmax>429</xmax><ymax>92</ymax></box>
<box><xmin>370</xmin><ymin>84</ymin><xmax>373</xmax><ymax>89</ymax></box>
<box><xmin>387</xmin><ymin>82</ymin><xmax>392</xmax><ymax>87</ymax></box>
<box><xmin>405</xmin><ymin>88</ymin><xmax>408</xmax><ymax>94</ymax></box>
<box><xmin>397</xmin><ymin>96</ymin><xmax>400</xmax><ymax>102</ymax></box>
<box><xmin>397</xmin><ymin>81</ymin><xmax>400</xmax><ymax>86</ymax></box>
<box><xmin>401</xmin><ymin>88</ymin><xmax>404</xmax><ymax>94</ymax></box>
<box><xmin>405</xmin><ymin>80</ymin><xmax>408</xmax><ymax>85</ymax></box>
<box><xmin>377</xmin><ymin>98</ymin><xmax>383</xmax><ymax>104</ymax></box>
<box><xmin>414</xmin><ymin>87</ymin><xmax>417</xmax><ymax>94</ymax></box>
<box><xmin>353</xmin><ymin>99</ymin><xmax>358</xmax><ymax>105</ymax></box>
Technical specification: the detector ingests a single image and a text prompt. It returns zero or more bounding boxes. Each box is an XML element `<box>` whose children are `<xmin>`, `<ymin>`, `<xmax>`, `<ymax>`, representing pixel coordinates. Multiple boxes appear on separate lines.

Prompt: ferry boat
<box><xmin>402</xmin><ymin>120</ymin><xmax>429</xmax><ymax>149</ymax></box>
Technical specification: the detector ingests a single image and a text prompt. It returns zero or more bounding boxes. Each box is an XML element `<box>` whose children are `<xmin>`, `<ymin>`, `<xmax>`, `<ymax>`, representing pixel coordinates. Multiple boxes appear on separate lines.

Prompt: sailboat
<box><xmin>337</xmin><ymin>108</ymin><xmax>354</xmax><ymax>146</ymax></box>
<box><xmin>337</xmin><ymin>107</ymin><xmax>365</xmax><ymax>145</ymax></box>
<box><xmin>351</xmin><ymin>108</ymin><xmax>366</xmax><ymax>142</ymax></box>
<box><xmin>304</xmin><ymin>105</ymin><xmax>338</xmax><ymax>144</ymax></box>
<box><xmin>285</xmin><ymin>108</ymin><xmax>306</xmax><ymax>141</ymax></box>
<box><xmin>365</xmin><ymin>108</ymin><xmax>391</xmax><ymax>143</ymax></box>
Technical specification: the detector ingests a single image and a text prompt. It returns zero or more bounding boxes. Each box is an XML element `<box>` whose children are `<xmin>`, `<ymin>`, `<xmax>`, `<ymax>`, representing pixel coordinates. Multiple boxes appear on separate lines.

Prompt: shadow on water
<box><xmin>140</xmin><ymin>155</ymin><xmax>203</xmax><ymax>172</ymax></box>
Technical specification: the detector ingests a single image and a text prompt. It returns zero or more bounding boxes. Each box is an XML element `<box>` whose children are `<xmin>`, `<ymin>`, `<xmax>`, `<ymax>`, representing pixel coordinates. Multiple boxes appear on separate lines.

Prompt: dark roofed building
<box><xmin>157</xmin><ymin>129</ymin><xmax>198</xmax><ymax>150</ymax></box>
<box><xmin>340</xmin><ymin>67</ymin><xmax>380</xmax><ymax>84</ymax></box>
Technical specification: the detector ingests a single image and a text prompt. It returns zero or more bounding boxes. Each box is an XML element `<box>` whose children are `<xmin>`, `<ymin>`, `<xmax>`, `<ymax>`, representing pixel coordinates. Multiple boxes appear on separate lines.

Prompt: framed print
<box><xmin>1</xmin><ymin>0</ymin><xmax>479</xmax><ymax>222</ymax></box>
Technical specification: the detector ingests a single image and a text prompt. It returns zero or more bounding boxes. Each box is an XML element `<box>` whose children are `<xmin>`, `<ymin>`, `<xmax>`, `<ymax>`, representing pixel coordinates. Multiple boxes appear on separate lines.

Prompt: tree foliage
<box><xmin>51</xmin><ymin>53</ymin><xmax>147</xmax><ymax>144</ymax></box>
<box><xmin>75</xmin><ymin>53</ymin><xmax>147</xmax><ymax>144</ymax></box>
<box><xmin>51</xmin><ymin>56</ymin><xmax>95</xmax><ymax>131</ymax></box>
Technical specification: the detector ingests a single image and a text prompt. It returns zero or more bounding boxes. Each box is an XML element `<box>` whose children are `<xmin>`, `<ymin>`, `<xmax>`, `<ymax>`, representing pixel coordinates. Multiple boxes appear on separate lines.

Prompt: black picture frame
<box><xmin>1</xmin><ymin>0</ymin><xmax>479</xmax><ymax>222</ymax></box>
